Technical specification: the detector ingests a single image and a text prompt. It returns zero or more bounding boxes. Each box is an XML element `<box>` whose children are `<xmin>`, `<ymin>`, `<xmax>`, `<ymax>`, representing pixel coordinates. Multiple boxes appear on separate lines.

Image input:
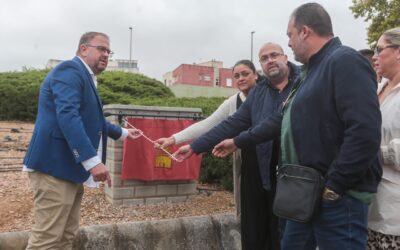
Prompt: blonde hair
<box><xmin>383</xmin><ymin>27</ymin><xmax>400</xmax><ymax>46</ymax></box>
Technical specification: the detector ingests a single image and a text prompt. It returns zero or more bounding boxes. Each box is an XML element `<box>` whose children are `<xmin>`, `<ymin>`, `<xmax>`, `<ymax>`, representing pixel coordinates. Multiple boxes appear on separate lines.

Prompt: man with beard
<box><xmin>180</xmin><ymin>3</ymin><xmax>381</xmax><ymax>250</ymax></box>
<box><xmin>277</xmin><ymin>4</ymin><xmax>380</xmax><ymax>248</ymax></box>
<box><xmin>173</xmin><ymin>42</ymin><xmax>299</xmax><ymax>250</ymax></box>
<box><xmin>23</xmin><ymin>32</ymin><xmax>142</xmax><ymax>249</ymax></box>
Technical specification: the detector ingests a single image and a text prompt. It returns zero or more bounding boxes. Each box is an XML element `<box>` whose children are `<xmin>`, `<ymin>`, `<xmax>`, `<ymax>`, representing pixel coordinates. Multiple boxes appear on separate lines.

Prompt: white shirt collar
<box><xmin>77</xmin><ymin>56</ymin><xmax>97</xmax><ymax>86</ymax></box>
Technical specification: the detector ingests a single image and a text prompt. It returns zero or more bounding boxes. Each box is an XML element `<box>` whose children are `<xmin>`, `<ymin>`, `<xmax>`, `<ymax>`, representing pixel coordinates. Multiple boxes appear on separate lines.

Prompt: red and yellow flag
<box><xmin>121</xmin><ymin>118</ymin><xmax>202</xmax><ymax>181</ymax></box>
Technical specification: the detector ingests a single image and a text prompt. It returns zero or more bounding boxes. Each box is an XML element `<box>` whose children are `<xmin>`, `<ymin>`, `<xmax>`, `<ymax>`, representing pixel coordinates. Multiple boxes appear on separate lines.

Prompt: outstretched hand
<box><xmin>212</xmin><ymin>139</ymin><xmax>238</xmax><ymax>158</ymax></box>
<box><xmin>172</xmin><ymin>144</ymin><xmax>194</xmax><ymax>162</ymax></box>
<box><xmin>154</xmin><ymin>136</ymin><xmax>176</xmax><ymax>149</ymax></box>
<box><xmin>127</xmin><ymin>128</ymin><xmax>143</xmax><ymax>140</ymax></box>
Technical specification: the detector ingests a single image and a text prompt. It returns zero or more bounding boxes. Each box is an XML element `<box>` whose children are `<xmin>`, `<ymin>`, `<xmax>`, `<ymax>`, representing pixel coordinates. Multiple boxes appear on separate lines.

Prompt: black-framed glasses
<box><xmin>86</xmin><ymin>44</ymin><xmax>114</xmax><ymax>55</ymax></box>
<box><xmin>259</xmin><ymin>52</ymin><xmax>284</xmax><ymax>63</ymax></box>
<box><xmin>374</xmin><ymin>44</ymin><xmax>399</xmax><ymax>55</ymax></box>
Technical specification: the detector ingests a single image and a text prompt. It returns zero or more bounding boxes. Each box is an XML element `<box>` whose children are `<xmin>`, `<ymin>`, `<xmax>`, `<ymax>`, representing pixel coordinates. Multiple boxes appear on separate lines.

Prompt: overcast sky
<box><xmin>1</xmin><ymin>0</ymin><xmax>369</xmax><ymax>80</ymax></box>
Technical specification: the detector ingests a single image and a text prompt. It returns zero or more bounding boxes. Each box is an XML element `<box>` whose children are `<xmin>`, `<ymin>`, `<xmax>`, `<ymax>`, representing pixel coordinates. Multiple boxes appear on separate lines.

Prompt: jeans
<box><xmin>281</xmin><ymin>194</ymin><xmax>369</xmax><ymax>250</ymax></box>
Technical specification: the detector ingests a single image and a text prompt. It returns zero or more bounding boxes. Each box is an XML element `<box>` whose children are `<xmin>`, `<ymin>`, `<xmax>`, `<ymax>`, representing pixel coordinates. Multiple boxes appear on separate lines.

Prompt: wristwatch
<box><xmin>322</xmin><ymin>187</ymin><xmax>341</xmax><ymax>201</ymax></box>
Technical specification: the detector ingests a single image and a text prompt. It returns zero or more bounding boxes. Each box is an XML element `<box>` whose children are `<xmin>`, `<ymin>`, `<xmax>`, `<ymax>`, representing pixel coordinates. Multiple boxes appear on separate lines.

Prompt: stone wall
<box><xmin>0</xmin><ymin>213</ymin><xmax>241</xmax><ymax>250</ymax></box>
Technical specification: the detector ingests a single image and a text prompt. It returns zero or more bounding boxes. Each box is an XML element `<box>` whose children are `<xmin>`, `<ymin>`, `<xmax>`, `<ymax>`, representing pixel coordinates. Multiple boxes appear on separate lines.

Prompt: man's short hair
<box><xmin>291</xmin><ymin>2</ymin><xmax>333</xmax><ymax>37</ymax></box>
<box><xmin>358</xmin><ymin>49</ymin><xmax>374</xmax><ymax>57</ymax></box>
<box><xmin>76</xmin><ymin>32</ymin><xmax>109</xmax><ymax>55</ymax></box>
<box><xmin>358</xmin><ymin>49</ymin><xmax>374</xmax><ymax>65</ymax></box>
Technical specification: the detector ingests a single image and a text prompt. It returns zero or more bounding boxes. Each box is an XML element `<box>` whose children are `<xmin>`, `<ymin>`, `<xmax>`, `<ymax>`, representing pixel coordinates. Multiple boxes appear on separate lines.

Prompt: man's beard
<box><xmin>267</xmin><ymin>68</ymin><xmax>281</xmax><ymax>78</ymax></box>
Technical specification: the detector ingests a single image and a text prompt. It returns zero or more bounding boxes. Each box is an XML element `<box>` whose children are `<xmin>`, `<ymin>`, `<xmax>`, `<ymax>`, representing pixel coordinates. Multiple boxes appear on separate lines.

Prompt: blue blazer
<box><xmin>23</xmin><ymin>57</ymin><xmax>122</xmax><ymax>183</ymax></box>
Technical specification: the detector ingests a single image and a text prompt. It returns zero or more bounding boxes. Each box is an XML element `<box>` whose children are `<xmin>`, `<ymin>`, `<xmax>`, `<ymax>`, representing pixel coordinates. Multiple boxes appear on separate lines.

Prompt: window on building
<box><xmin>203</xmin><ymin>75</ymin><xmax>211</xmax><ymax>81</ymax></box>
<box><xmin>226</xmin><ymin>78</ymin><xmax>232</xmax><ymax>87</ymax></box>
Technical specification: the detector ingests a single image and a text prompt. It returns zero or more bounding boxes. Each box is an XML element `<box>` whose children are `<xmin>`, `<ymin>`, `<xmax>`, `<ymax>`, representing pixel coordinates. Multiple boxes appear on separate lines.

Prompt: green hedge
<box><xmin>0</xmin><ymin>70</ymin><xmax>46</xmax><ymax>121</ymax></box>
<box><xmin>200</xmin><ymin>154</ymin><xmax>233</xmax><ymax>190</ymax></box>
<box><xmin>0</xmin><ymin>69</ymin><xmax>233</xmax><ymax>190</ymax></box>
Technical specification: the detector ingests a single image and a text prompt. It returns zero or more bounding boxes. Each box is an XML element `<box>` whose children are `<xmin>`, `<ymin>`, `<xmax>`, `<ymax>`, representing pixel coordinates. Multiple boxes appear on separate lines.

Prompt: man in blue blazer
<box><xmin>23</xmin><ymin>32</ymin><xmax>141</xmax><ymax>249</ymax></box>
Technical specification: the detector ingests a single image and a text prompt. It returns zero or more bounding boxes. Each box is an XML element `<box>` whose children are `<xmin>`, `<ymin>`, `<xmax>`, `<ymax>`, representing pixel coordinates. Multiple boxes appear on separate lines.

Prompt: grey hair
<box><xmin>382</xmin><ymin>27</ymin><xmax>400</xmax><ymax>46</ymax></box>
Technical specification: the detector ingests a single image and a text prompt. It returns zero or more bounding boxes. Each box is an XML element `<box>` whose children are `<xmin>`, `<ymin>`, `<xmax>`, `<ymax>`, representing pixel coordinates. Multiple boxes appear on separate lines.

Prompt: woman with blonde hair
<box><xmin>368</xmin><ymin>27</ymin><xmax>400</xmax><ymax>249</ymax></box>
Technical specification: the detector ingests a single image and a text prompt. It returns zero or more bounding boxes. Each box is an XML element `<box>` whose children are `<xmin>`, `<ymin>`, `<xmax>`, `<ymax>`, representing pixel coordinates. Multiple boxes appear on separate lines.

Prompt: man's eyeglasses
<box><xmin>259</xmin><ymin>52</ymin><xmax>284</xmax><ymax>63</ymax></box>
<box><xmin>233</xmin><ymin>71</ymin><xmax>252</xmax><ymax>80</ymax></box>
<box><xmin>86</xmin><ymin>44</ymin><xmax>114</xmax><ymax>55</ymax></box>
<box><xmin>374</xmin><ymin>44</ymin><xmax>399</xmax><ymax>55</ymax></box>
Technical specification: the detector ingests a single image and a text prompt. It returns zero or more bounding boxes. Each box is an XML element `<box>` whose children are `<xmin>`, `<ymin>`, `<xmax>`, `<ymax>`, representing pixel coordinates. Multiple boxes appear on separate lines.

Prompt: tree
<box><xmin>350</xmin><ymin>0</ymin><xmax>400</xmax><ymax>46</ymax></box>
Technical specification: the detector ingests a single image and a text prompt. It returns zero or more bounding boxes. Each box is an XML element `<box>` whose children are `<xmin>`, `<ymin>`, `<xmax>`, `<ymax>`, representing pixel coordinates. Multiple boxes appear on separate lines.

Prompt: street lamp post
<box><xmin>251</xmin><ymin>31</ymin><xmax>255</xmax><ymax>62</ymax></box>
<box><xmin>129</xmin><ymin>27</ymin><xmax>133</xmax><ymax>67</ymax></box>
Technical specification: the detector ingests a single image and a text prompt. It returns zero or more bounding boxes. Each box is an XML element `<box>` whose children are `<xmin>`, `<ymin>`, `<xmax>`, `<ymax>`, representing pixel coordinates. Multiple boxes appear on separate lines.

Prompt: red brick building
<box><xmin>163</xmin><ymin>60</ymin><xmax>236</xmax><ymax>89</ymax></box>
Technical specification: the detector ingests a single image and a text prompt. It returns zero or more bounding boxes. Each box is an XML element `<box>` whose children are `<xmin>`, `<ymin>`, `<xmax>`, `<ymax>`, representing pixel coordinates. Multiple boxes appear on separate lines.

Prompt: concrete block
<box><xmin>145</xmin><ymin>197</ymin><xmax>167</xmax><ymax>204</ymax></box>
<box><xmin>178</xmin><ymin>183</ymin><xmax>198</xmax><ymax>195</ymax></box>
<box><xmin>0</xmin><ymin>230</ymin><xmax>29</xmax><ymax>250</ymax></box>
<box><xmin>211</xmin><ymin>213</ymin><xmax>241</xmax><ymax>250</ymax></box>
<box><xmin>169</xmin><ymin>180</ymin><xmax>196</xmax><ymax>184</ymax></box>
<box><xmin>107</xmin><ymin>139</ymin><xmax>123</xmax><ymax>149</ymax></box>
<box><xmin>180</xmin><ymin>216</ymin><xmax>220</xmax><ymax>249</ymax></box>
<box><xmin>122</xmin><ymin>198</ymin><xmax>145</xmax><ymax>206</ymax></box>
<box><xmin>167</xmin><ymin>196</ymin><xmax>188</xmax><ymax>203</ymax></box>
<box><xmin>73</xmin><ymin>224</ymin><xmax>117</xmax><ymax>250</ymax></box>
<box><xmin>107</xmin><ymin>187</ymin><xmax>133</xmax><ymax>199</ymax></box>
<box><xmin>120</xmin><ymin>217</ymin><xmax>189</xmax><ymax>249</ymax></box>
<box><xmin>121</xmin><ymin>179</ymin><xmax>145</xmax><ymax>187</ymax></box>
<box><xmin>156</xmin><ymin>184</ymin><xmax>178</xmax><ymax>196</ymax></box>
<box><xmin>105</xmin><ymin>115</ymin><xmax>119</xmax><ymax>124</ymax></box>
<box><xmin>146</xmin><ymin>180</ymin><xmax>171</xmax><ymax>185</ymax></box>
<box><xmin>109</xmin><ymin>173</ymin><xmax>122</xmax><ymax>187</ymax></box>
<box><xmin>0</xmin><ymin>213</ymin><xmax>241</xmax><ymax>250</ymax></box>
<box><xmin>135</xmin><ymin>185</ymin><xmax>156</xmax><ymax>197</ymax></box>
<box><xmin>107</xmin><ymin>147</ymin><xmax>123</xmax><ymax>161</ymax></box>
<box><xmin>107</xmin><ymin>159</ymin><xmax>122</xmax><ymax>174</ymax></box>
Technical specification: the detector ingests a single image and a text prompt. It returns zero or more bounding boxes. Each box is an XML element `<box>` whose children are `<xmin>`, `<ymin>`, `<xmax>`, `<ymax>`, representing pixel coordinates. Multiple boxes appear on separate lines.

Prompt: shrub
<box><xmin>200</xmin><ymin>153</ymin><xmax>233</xmax><ymax>191</ymax></box>
<box><xmin>0</xmin><ymin>69</ymin><xmax>233</xmax><ymax>190</ymax></box>
<box><xmin>0</xmin><ymin>70</ymin><xmax>45</xmax><ymax>121</ymax></box>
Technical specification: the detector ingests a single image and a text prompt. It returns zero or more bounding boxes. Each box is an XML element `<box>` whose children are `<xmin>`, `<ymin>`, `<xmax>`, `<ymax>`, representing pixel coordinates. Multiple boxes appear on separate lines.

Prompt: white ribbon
<box><xmin>123</xmin><ymin>118</ymin><xmax>180</xmax><ymax>162</ymax></box>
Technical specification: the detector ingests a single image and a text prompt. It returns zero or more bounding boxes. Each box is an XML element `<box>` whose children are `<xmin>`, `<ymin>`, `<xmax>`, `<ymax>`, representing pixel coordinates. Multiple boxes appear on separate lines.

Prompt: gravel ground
<box><xmin>0</xmin><ymin>121</ymin><xmax>235</xmax><ymax>233</ymax></box>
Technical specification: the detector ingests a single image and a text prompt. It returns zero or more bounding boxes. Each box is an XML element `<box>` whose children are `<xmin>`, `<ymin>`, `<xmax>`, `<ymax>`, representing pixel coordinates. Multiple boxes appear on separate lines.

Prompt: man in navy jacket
<box><xmin>173</xmin><ymin>42</ymin><xmax>299</xmax><ymax>249</ymax></box>
<box><xmin>23</xmin><ymin>32</ymin><xmax>141</xmax><ymax>249</ymax></box>
<box><xmin>174</xmin><ymin>3</ymin><xmax>382</xmax><ymax>250</ymax></box>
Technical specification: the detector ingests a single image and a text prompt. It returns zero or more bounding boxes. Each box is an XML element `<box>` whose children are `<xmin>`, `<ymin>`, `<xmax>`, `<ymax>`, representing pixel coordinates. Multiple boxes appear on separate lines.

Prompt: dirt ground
<box><xmin>0</xmin><ymin>121</ymin><xmax>235</xmax><ymax>233</ymax></box>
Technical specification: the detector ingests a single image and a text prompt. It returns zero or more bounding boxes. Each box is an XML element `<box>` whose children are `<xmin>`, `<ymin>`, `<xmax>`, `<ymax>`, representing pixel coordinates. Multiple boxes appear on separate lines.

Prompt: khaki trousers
<box><xmin>26</xmin><ymin>171</ymin><xmax>84</xmax><ymax>250</ymax></box>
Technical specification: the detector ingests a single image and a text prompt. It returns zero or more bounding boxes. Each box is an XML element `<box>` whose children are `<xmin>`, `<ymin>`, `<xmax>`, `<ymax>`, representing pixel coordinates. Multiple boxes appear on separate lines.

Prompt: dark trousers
<box><xmin>281</xmin><ymin>195</ymin><xmax>368</xmax><ymax>250</ymax></box>
<box><xmin>240</xmin><ymin>148</ymin><xmax>280</xmax><ymax>250</ymax></box>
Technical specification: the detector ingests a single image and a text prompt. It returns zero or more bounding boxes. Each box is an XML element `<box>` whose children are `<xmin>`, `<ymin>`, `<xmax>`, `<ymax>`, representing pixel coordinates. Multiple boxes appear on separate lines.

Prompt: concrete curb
<box><xmin>0</xmin><ymin>213</ymin><xmax>240</xmax><ymax>250</ymax></box>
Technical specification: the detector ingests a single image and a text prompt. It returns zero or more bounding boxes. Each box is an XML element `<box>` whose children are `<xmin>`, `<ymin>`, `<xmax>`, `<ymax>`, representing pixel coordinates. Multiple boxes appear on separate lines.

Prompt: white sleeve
<box><xmin>81</xmin><ymin>156</ymin><xmax>102</xmax><ymax>171</ymax></box>
<box><xmin>382</xmin><ymin>138</ymin><xmax>400</xmax><ymax>170</ymax></box>
<box><xmin>173</xmin><ymin>97</ymin><xmax>234</xmax><ymax>144</ymax></box>
<box><xmin>119</xmin><ymin>128</ymin><xmax>128</xmax><ymax>141</ymax></box>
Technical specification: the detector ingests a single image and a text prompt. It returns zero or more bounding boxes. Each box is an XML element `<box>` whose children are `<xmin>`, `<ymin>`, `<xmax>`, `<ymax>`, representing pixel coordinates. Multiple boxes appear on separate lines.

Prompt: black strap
<box><xmin>236</xmin><ymin>93</ymin><xmax>243</xmax><ymax>109</ymax></box>
<box><xmin>281</xmin><ymin>65</ymin><xmax>308</xmax><ymax>114</ymax></box>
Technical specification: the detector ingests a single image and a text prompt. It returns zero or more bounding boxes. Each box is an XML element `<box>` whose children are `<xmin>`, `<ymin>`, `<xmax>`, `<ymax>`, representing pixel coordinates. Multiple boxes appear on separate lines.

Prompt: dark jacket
<box><xmin>232</xmin><ymin>38</ymin><xmax>382</xmax><ymax>194</ymax></box>
<box><xmin>191</xmin><ymin>62</ymin><xmax>300</xmax><ymax>190</ymax></box>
